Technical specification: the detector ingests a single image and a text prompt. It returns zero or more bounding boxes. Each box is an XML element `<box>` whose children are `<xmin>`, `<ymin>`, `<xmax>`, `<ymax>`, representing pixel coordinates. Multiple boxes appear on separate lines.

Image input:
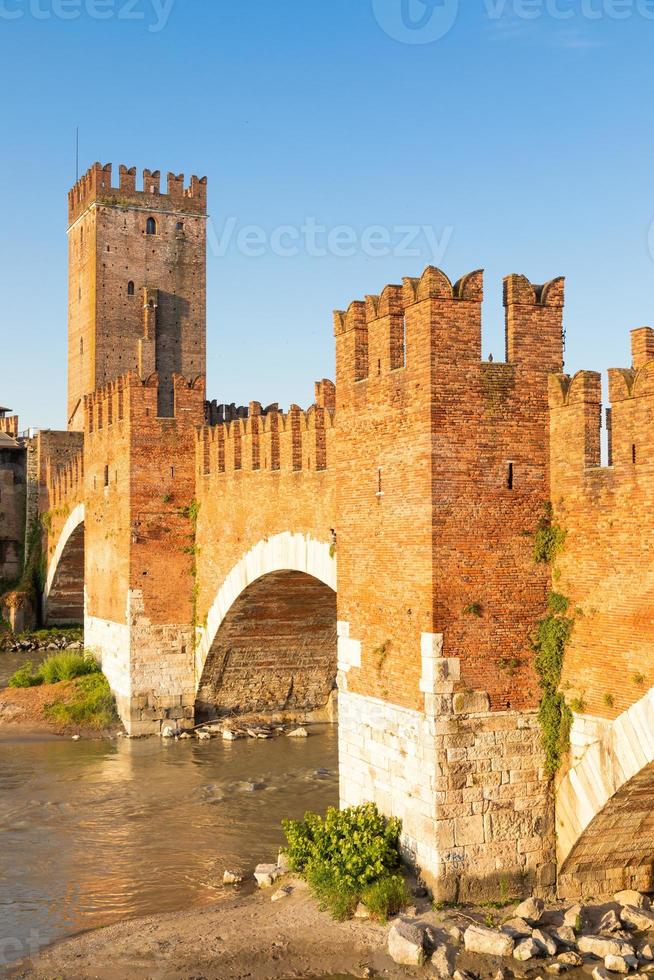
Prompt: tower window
<box><xmin>507</xmin><ymin>462</ymin><xmax>514</xmax><ymax>490</ymax></box>
<box><xmin>80</xmin><ymin>338</ymin><xmax>83</xmax><ymax>356</ymax></box>
<box><xmin>146</xmin><ymin>217</ymin><xmax>157</xmax><ymax>235</ymax></box>
<box><xmin>127</xmin><ymin>281</ymin><xmax>135</xmax><ymax>296</ymax></box>
<box><xmin>176</xmin><ymin>221</ymin><xmax>184</xmax><ymax>232</ymax></box>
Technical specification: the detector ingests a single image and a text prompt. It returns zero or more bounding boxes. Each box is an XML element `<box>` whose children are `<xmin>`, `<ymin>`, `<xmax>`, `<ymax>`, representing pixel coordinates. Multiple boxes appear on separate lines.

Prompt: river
<box><xmin>0</xmin><ymin>725</ymin><xmax>339</xmax><ymax>968</ymax></box>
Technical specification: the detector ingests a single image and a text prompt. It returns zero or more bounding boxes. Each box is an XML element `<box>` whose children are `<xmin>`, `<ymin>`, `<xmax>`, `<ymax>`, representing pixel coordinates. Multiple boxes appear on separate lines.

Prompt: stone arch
<box><xmin>44</xmin><ymin>503</ymin><xmax>85</xmax><ymax>626</ymax></box>
<box><xmin>194</xmin><ymin>532</ymin><xmax>336</xmax><ymax>717</ymax></box>
<box><xmin>557</xmin><ymin>689</ymin><xmax>654</xmax><ymax>897</ymax></box>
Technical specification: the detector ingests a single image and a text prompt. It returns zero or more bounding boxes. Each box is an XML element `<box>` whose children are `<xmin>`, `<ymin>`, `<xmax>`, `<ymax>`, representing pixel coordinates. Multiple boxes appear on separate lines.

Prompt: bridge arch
<box><xmin>194</xmin><ymin>532</ymin><xmax>336</xmax><ymax>718</ymax></box>
<box><xmin>557</xmin><ymin>689</ymin><xmax>654</xmax><ymax>897</ymax></box>
<box><xmin>44</xmin><ymin>503</ymin><xmax>85</xmax><ymax>626</ymax></box>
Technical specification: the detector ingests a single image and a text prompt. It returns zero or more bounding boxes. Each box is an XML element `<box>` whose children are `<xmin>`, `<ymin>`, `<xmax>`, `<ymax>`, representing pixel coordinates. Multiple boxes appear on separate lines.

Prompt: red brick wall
<box><xmin>195</xmin><ymin>399</ymin><xmax>336</xmax><ymax>631</ymax></box>
<box><xmin>82</xmin><ymin>373</ymin><xmax>203</xmax><ymax>627</ymax></box>
<box><xmin>550</xmin><ymin>329</ymin><xmax>654</xmax><ymax>720</ymax></box>
<box><xmin>335</xmin><ymin>267</ymin><xmax>564</xmax><ymax>712</ymax></box>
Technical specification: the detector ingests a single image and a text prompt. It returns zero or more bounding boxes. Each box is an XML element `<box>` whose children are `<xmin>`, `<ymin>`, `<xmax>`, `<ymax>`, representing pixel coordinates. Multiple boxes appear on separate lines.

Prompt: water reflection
<box><xmin>0</xmin><ymin>728</ymin><xmax>338</xmax><ymax>957</ymax></box>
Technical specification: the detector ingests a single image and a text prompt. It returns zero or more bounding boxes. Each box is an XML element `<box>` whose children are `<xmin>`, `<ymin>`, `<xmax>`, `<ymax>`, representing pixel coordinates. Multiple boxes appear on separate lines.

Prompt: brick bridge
<box><xmin>30</xmin><ymin>163</ymin><xmax>654</xmax><ymax>901</ymax></box>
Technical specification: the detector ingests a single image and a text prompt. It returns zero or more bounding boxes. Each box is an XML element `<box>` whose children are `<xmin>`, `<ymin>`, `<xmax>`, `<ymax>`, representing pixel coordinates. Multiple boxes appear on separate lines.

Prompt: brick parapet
<box><xmin>197</xmin><ymin>398</ymin><xmax>335</xmax><ymax>478</ymax></box>
<box><xmin>549</xmin><ymin>328</ymin><xmax>654</xmax><ymax>721</ymax></box>
<box><xmin>68</xmin><ymin>162</ymin><xmax>207</xmax><ymax>226</ymax></box>
<box><xmin>0</xmin><ymin>415</ymin><xmax>18</xmax><ymax>438</ymax></box>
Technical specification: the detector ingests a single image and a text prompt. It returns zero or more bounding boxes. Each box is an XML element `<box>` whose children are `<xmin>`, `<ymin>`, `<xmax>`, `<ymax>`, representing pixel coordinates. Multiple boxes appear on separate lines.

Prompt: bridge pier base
<box><xmin>86</xmin><ymin>589</ymin><xmax>196</xmax><ymax>737</ymax></box>
<box><xmin>338</xmin><ymin>631</ymin><xmax>556</xmax><ymax>901</ymax></box>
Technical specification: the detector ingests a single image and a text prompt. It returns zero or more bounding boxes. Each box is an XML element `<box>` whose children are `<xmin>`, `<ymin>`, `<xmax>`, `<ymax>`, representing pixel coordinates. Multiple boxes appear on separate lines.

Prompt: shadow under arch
<box><xmin>44</xmin><ymin>503</ymin><xmax>85</xmax><ymax>626</ymax></box>
<box><xmin>194</xmin><ymin>532</ymin><xmax>336</xmax><ymax>719</ymax></box>
<box><xmin>557</xmin><ymin>688</ymin><xmax>654</xmax><ymax>897</ymax></box>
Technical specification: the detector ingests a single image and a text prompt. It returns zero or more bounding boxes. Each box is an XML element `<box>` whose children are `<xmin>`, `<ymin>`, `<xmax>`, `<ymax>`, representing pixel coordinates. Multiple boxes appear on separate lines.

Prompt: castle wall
<box><xmin>82</xmin><ymin>372</ymin><xmax>203</xmax><ymax>733</ymax></box>
<box><xmin>334</xmin><ymin>267</ymin><xmax>561</xmax><ymax>895</ymax></box>
<box><xmin>0</xmin><ymin>443</ymin><xmax>26</xmax><ymax>586</ymax></box>
<box><xmin>67</xmin><ymin>163</ymin><xmax>207</xmax><ymax>427</ymax></box>
<box><xmin>194</xmin><ymin>394</ymin><xmax>337</xmax><ymax>689</ymax></box>
<box><xmin>549</xmin><ymin>330</ymin><xmax>654</xmax><ymax>721</ymax></box>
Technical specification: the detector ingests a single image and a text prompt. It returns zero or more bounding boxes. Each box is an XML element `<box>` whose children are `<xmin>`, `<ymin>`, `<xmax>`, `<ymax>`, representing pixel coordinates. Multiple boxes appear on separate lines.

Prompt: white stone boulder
<box><xmin>604</xmin><ymin>954</ymin><xmax>631</xmax><ymax>974</ymax></box>
<box><xmin>579</xmin><ymin>936</ymin><xmax>635</xmax><ymax>959</ymax></box>
<box><xmin>551</xmin><ymin>925</ymin><xmax>577</xmax><ymax>947</ymax></box>
<box><xmin>533</xmin><ymin>929</ymin><xmax>557</xmax><ymax>956</ymax></box>
<box><xmin>431</xmin><ymin>942</ymin><xmax>456</xmax><ymax>978</ymax></box>
<box><xmin>514</xmin><ymin>897</ymin><xmax>545</xmax><ymax>926</ymax></box>
<box><xmin>387</xmin><ymin>921</ymin><xmax>427</xmax><ymax>967</ymax></box>
<box><xmin>621</xmin><ymin>907</ymin><xmax>654</xmax><ymax>932</ymax></box>
<box><xmin>599</xmin><ymin>910</ymin><xmax>623</xmax><ymax>934</ymax></box>
<box><xmin>502</xmin><ymin>917</ymin><xmax>533</xmax><ymax>940</ymax></box>
<box><xmin>563</xmin><ymin>904</ymin><xmax>584</xmax><ymax>931</ymax></box>
<box><xmin>464</xmin><ymin>924</ymin><xmax>515</xmax><ymax>957</ymax></box>
<box><xmin>641</xmin><ymin>945</ymin><xmax>654</xmax><ymax>960</ymax></box>
<box><xmin>514</xmin><ymin>938</ymin><xmax>541</xmax><ymax>961</ymax></box>
<box><xmin>254</xmin><ymin>863</ymin><xmax>282</xmax><ymax>887</ymax></box>
<box><xmin>593</xmin><ymin>967</ymin><xmax>612</xmax><ymax>980</ymax></box>
<box><xmin>615</xmin><ymin>891</ymin><xmax>650</xmax><ymax>910</ymax></box>
<box><xmin>222</xmin><ymin>870</ymin><xmax>243</xmax><ymax>885</ymax></box>
<box><xmin>287</xmin><ymin>727</ymin><xmax>309</xmax><ymax>738</ymax></box>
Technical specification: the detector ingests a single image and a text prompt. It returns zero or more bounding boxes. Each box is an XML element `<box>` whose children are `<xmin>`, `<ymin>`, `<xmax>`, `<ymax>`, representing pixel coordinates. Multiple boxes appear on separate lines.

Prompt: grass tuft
<box><xmin>45</xmin><ymin>674</ymin><xmax>119</xmax><ymax>729</ymax></box>
<box><xmin>7</xmin><ymin>651</ymin><xmax>100</xmax><ymax>688</ymax></box>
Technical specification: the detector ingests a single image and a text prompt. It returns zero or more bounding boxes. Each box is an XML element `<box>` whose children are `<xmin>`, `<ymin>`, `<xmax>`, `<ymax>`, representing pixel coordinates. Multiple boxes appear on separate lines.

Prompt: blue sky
<box><xmin>1</xmin><ymin>0</ymin><xmax>654</xmax><ymax>429</ymax></box>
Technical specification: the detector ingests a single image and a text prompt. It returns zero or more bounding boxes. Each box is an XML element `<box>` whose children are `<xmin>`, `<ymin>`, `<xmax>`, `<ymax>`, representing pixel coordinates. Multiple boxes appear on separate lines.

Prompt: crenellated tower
<box><xmin>67</xmin><ymin>162</ymin><xmax>207</xmax><ymax>428</ymax></box>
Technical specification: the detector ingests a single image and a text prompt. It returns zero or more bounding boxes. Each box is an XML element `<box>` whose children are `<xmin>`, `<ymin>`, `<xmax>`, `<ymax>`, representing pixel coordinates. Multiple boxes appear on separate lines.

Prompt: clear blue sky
<box><xmin>2</xmin><ymin>0</ymin><xmax>653</xmax><ymax>430</ymax></box>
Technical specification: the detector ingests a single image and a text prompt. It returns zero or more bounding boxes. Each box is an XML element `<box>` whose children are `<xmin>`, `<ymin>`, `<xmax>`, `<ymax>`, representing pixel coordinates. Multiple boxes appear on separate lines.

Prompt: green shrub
<box><xmin>282</xmin><ymin>803</ymin><xmax>405</xmax><ymax>920</ymax></box>
<box><xmin>45</xmin><ymin>674</ymin><xmax>118</xmax><ymax>729</ymax></box>
<box><xmin>38</xmin><ymin>651</ymin><xmax>99</xmax><ymax>685</ymax></box>
<box><xmin>8</xmin><ymin>662</ymin><xmax>43</xmax><ymax>688</ymax></box>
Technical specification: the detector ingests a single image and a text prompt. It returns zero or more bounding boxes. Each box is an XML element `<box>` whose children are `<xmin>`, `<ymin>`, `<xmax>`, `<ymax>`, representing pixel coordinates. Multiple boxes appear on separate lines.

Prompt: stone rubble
<box><xmin>387</xmin><ymin>921</ymin><xmax>427</xmax><ymax>967</ymax></box>
<box><xmin>622</xmin><ymin>908</ymin><xmax>654</xmax><ymax>933</ymax></box>
<box><xmin>464</xmin><ymin>924</ymin><xmax>515</xmax><ymax>958</ymax></box>
<box><xmin>514</xmin><ymin>898</ymin><xmax>545</xmax><ymax>926</ymax></box>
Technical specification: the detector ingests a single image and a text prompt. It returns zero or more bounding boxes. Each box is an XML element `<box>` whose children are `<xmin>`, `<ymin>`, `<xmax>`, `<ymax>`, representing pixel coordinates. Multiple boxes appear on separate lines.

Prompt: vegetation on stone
<box><xmin>282</xmin><ymin>802</ymin><xmax>406</xmax><ymax>921</ymax></box>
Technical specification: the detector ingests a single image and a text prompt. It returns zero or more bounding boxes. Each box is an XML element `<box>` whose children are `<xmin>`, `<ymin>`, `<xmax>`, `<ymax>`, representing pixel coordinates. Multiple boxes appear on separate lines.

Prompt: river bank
<box><xmin>11</xmin><ymin>876</ymin><xmax>654</xmax><ymax>980</ymax></box>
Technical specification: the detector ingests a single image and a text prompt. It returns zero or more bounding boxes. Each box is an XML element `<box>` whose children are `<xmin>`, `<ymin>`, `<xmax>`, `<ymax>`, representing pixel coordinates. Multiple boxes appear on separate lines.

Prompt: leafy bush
<box><xmin>282</xmin><ymin>803</ymin><xmax>406</xmax><ymax>921</ymax></box>
<box><xmin>45</xmin><ymin>674</ymin><xmax>118</xmax><ymax>729</ymax></box>
<box><xmin>7</xmin><ymin>651</ymin><xmax>100</xmax><ymax>688</ymax></box>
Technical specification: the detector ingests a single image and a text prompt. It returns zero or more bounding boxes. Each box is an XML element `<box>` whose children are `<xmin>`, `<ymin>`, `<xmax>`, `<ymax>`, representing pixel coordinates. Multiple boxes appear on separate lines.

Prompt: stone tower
<box><xmin>67</xmin><ymin>162</ymin><xmax>207</xmax><ymax>428</ymax></box>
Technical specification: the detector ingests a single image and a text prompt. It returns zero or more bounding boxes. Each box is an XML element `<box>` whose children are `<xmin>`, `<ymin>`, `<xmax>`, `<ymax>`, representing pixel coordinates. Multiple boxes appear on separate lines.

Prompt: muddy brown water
<box><xmin>0</xmin><ymin>724</ymin><xmax>339</xmax><ymax>970</ymax></box>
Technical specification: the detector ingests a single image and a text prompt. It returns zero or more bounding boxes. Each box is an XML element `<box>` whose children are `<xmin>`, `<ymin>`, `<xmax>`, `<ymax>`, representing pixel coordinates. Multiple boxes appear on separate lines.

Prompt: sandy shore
<box><xmin>0</xmin><ymin>682</ymin><xmax>121</xmax><ymax>738</ymax></box>
<box><xmin>8</xmin><ymin>878</ymin><xmax>400</xmax><ymax>980</ymax></box>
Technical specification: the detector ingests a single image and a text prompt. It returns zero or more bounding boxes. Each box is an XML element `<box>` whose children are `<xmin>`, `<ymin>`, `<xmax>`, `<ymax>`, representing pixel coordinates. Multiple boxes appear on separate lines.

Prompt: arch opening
<box><xmin>45</xmin><ymin>521</ymin><xmax>84</xmax><ymax>627</ymax></box>
<box><xmin>558</xmin><ymin>759</ymin><xmax>654</xmax><ymax>898</ymax></box>
<box><xmin>195</xmin><ymin>569</ymin><xmax>337</xmax><ymax>721</ymax></box>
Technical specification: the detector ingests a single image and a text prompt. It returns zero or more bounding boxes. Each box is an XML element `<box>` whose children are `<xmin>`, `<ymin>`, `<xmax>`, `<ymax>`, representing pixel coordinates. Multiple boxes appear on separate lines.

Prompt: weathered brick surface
<box><xmin>550</xmin><ymin>328</ymin><xmax>654</xmax><ymax>720</ymax></box>
<box><xmin>335</xmin><ymin>269</ymin><xmax>563</xmax><ymax>713</ymax></box>
<box><xmin>196</xmin><ymin>568</ymin><xmax>336</xmax><ymax>717</ymax></box>
<box><xmin>67</xmin><ymin>162</ymin><xmax>206</xmax><ymax>428</ymax></box>
<box><xmin>0</xmin><ymin>432</ymin><xmax>26</xmax><ymax>582</ymax></box>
